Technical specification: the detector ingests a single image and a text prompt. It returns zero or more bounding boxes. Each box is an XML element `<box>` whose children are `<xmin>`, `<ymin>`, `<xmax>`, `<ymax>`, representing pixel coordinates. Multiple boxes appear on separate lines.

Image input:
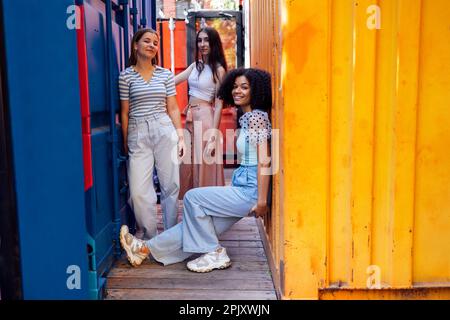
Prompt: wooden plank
<box><xmin>156</xmin><ymin>220</ymin><xmax>258</xmax><ymax>232</ymax></box>
<box><xmin>105</xmin><ymin>289</ymin><xmax>277</xmax><ymax>300</ymax></box>
<box><xmin>113</xmin><ymin>260</ymin><xmax>270</xmax><ymax>271</ymax></box>
<box><xmin>219</xmin><ymin>240</ymin><xmax>263</xmax><ymax>248</ymax></box>
<box><xmin>157</xmin><ymin>225</ymin><xmax>258</xmax><ymax>232</ymax></box>
<box><xmin>220</xmin><ymin>230</ymin><xmax>260</xmax><ymax>236</ymax></box>
<box><xmin>115</xmin><ymin>253</ymin><xmax>266</xmax><ymax>267</ymax></box>
<box><xmin>107</xmin><ymin>268</ymin><xmax>274</xmax><ymax>281</ymax></box>
<box><xmin>223</xmin><ymin>254</ymin><xmax>267</xmax><ymax>262</ymax></box>
<box><xmin>218</xmin><ymin>233</ymin><xmax>260</xmax><ymax>241</ymax></box>
<box><xmin>219</xmin><ymin>230</ymin><xmax>260</xmax><ymax>237</ymax></box>
<box><xmin>221</xmin><ymin>227</ymin><xmax>260</xmax><ymax>234</ymax></box>
<box><xmin>156</xmin><ymin>215</ymin><xmax>258</xmax><ymax>225</ymax></box>
<box><xmin>158</xmin><ymin>221</ymin><xmax>258</xmax><ymax>228</ymax></box>
<box><xmin>227</xmin><ymin>247</ymin><xmax>266</xmax><ymax>256</ymax></box>
<box><xmin>256</xmin><ymin>218</ymin><xmax>282</xmax><ymax>300</ymax></box>
<box><xmin>107</xmin><ymin>277</ymin><xmax>275</xmax><ymax>291</ymax></box>
<box><xmin>219</xmin><ymin>235</ymin><xmax>261</xmax><ymax>241</ymax></box>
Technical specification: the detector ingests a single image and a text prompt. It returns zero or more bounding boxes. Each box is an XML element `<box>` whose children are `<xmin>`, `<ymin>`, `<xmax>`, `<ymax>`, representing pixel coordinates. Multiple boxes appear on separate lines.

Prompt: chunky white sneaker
<box><xmin>186</xmin><ymin>247</ymin><xmax>232</xmax><ymax>273</ymax></box>
<box><xmin>119</xmin><ymin>225</ymin><xmax>150</xmax><ymax>267</ymax></box>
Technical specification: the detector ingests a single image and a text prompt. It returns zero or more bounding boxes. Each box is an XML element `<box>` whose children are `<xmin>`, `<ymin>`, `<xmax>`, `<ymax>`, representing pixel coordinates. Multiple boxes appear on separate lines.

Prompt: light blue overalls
<box><xmin>146</xmin><ymin>110</ymin><xmax>270</xmax><ymax>265</ymax></box>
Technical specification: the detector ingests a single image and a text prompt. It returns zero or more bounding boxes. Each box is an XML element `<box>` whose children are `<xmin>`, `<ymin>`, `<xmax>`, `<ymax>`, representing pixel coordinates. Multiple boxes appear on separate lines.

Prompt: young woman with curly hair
<box><xmin>119</xmin><ymin>68</ymin><xmax>272</xmax><ymax>273</ymax></box>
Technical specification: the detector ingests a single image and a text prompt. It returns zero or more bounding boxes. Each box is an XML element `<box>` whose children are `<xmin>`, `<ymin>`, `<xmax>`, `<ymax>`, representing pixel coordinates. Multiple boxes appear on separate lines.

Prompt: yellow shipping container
<box><xmin>249</xmin><ymin>0</ymin><xmax>450</xmax><ymax>299</ymax></box>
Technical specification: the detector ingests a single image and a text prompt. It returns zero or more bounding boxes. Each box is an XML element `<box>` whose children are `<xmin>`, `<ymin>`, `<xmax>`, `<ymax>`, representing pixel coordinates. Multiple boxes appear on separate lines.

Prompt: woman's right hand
<box><xmin>123</xmin><ymin>143</ymin><xmax>128</xmax><ymax>155</ymax></box>
<box><xmin>178</xmin><ymin>137</ymin><xmax>186</xmax><ymax>158</ymax></box>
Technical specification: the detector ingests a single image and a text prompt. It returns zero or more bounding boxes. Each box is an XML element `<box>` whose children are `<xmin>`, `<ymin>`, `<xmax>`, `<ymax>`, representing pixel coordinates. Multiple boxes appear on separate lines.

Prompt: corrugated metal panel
<box><xmin>248</xmin><ymin>0</ymin><xmax>284</xmax><ymax>296</ymax></box>
<box><xmin>249</xmin><ymin>0</ymin><xmax>450</xmax><ymax>299</ymax></box>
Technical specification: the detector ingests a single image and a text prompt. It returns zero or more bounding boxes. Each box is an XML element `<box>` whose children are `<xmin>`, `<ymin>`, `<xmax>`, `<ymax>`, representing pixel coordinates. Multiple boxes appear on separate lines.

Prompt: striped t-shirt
<box><xmin>118</xmin><ymin>65</ymin><xmax>176</xmax><ymax>119</ymax></box>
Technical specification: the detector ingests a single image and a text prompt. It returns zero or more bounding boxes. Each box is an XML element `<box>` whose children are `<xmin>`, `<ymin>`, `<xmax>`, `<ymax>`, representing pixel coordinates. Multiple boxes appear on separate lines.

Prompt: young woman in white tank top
<box><xmin>175</xmin><ymin>27</ymin><xmax>227</xmax><ymax>199</ymax></box>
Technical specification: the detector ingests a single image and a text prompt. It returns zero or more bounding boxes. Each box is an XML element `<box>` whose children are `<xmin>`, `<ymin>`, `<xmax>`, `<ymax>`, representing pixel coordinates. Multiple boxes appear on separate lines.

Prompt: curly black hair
<box><xmin>217</xmin><ymin>68</ymin><xmax>272</xmax><ymax>113</ymax></box>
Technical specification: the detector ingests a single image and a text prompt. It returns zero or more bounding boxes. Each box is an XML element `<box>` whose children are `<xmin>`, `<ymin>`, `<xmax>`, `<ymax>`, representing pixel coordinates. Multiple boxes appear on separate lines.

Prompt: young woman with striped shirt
<box><xmin>118</xmin><ymin>28</ymin><xmax>185</xmax><ymax>240</ymax></box>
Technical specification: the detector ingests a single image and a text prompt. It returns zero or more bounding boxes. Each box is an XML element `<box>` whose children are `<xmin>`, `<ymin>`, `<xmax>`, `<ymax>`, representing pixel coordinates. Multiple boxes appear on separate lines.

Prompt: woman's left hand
<box><xmin>205</xmin><ymin>136</ymin><xmax>216</xmax><ymax>157</ymax></box>
<box><xmin>250</xmin><ymin>203</ymin><xmax>269</xmax><ymax>218</ymax></box>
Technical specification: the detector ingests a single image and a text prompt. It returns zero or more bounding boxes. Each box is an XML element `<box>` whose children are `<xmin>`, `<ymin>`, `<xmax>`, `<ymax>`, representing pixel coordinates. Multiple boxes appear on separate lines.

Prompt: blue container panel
<box><xmin>84</xmin><ymin>1</ymin><xmax>124</xmax><ymax>116</ymax></box>
<box><xmin>1</xmin><ymin>0</ymin><xmax>89</xmax><ymax>299</ymax></box>
<box><xmin>84</xmin><ymin>2</ymin><xmax>107</xmax><ymax>115</ymax></box>
<box><xmin>87</xmin><ymin>128</ymin><xmax>114</xmax><ymax>235</ymax></box>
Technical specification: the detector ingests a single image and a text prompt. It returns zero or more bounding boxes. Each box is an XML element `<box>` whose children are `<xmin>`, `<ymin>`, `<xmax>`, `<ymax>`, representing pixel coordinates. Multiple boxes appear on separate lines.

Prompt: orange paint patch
<box><xmin>284</xmin><ymin>19</ymin><xmax>318</xmax><ymax>75</ymax></box>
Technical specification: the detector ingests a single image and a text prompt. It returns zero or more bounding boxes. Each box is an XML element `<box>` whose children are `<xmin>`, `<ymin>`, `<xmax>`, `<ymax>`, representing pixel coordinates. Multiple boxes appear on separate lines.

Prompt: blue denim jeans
<box><xmin>146</xmin><ymin>165</ymin><xmax>258</xmax><ymax>265</ymax></box>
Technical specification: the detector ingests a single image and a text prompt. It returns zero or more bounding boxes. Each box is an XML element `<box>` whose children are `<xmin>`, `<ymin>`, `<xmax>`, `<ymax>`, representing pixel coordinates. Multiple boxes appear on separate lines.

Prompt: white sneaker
<box><xmin>119</xmin><ymin>225</ymin><xmax>150</xmax><ymax>267</ymax></box>
<box><xmin>186</xmin><ymin>247</ymin><xmax>232</xmax><ymax>273</ymax></box>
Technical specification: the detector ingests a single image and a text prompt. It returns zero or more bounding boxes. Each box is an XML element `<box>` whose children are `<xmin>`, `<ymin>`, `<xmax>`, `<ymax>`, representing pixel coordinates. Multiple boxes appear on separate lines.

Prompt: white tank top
<box><xmin>188</xmin><ymin>64</ymin><xmax>216</xmax><ymax>102</ymax></box>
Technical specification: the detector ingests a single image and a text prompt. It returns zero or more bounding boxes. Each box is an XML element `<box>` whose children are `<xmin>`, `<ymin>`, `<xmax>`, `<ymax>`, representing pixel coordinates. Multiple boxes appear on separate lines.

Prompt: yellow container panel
<box><xmin>413</xmin><ymin>0</ymin><xmax>450</xmax><ymax>284</ymax></box>
<box><xmin>249</xmin><ymin>0</ymin><xmax>450</xmax><ymax>299</ymax></box>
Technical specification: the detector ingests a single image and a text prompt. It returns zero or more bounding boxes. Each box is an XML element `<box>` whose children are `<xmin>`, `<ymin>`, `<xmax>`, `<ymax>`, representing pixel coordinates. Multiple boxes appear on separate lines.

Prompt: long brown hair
<box><xmin>128</xmin><ymin>28</ymin><xmax>159</xmax><ymax>67</ymax></box>
<box><xmin>195</xmin><ymin>27</ymin><xmax>227</xmax><ymax>83</ymax></box>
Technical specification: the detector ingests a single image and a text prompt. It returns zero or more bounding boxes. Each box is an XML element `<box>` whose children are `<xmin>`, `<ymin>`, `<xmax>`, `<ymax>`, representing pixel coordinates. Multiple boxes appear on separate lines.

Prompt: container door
<box><xmin>81</xmin><ymin>0</ymin><xmax>128</xmax><ymax>299</ymax></box>
<box><xmin>187</xmin><ymin>10</ymin><xmax>244</xmax><ymax>164</ymax></box>
<box><xmin>80</xmin><ymin>0</ymin><xmax>155</xmax><ymax>299</ymax></box>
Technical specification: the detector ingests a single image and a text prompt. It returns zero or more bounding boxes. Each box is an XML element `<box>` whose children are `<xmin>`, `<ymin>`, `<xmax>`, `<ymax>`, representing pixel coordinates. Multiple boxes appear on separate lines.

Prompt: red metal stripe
<box><xmin>76</xmin><ymin>4</ymin><xmax>93</xmax><ymax>191</ymax></box>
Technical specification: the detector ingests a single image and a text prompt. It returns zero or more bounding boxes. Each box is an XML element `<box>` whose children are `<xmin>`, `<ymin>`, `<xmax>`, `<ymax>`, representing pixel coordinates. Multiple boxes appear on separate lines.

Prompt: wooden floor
<box><xmin>105</xmin><ymin>170</ymin><xmax>277</xmax><ymax>300</ymax></box>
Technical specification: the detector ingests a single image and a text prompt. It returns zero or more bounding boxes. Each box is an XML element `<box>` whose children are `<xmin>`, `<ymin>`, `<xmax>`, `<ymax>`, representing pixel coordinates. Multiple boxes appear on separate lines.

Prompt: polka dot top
<box><xmin>236</xmin><ymin>110</ymin><xmax>272</xmax><ymax>166</ymax></box>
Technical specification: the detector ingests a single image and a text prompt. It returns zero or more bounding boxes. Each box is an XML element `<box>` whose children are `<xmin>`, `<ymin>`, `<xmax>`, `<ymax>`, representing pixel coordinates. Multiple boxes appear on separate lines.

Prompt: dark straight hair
<box><xmin>128</xmin><ymin>28</ymin><xmax>159</xmax><ymax>67</ymax></box>
<box><xmin>195</xmin><ymin>27</ymin><xmax>227</xmax><ymax>83</ymax></box>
